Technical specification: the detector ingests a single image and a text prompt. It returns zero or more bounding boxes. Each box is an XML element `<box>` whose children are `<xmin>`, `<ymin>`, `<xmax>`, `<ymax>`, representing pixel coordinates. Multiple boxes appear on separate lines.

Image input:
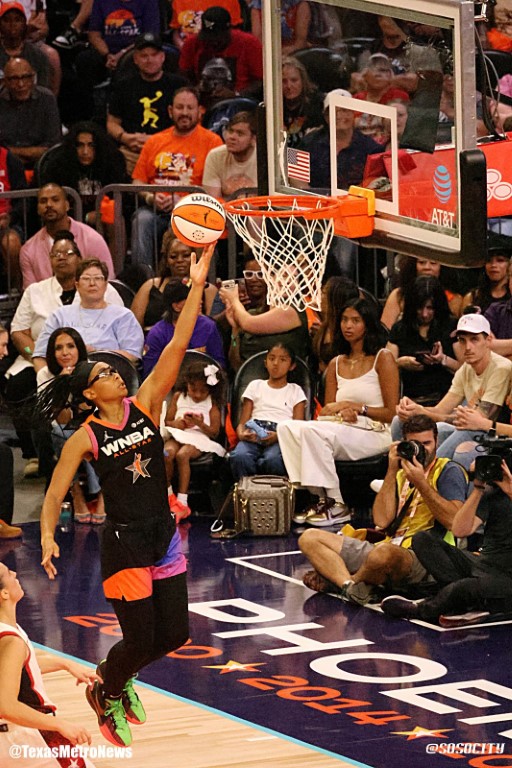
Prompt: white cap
<box><xmin>455</xmin><ymin>313</ymin><xmax>491</xmax><ymax>336</ymax></box>
<box><xmin>323</xmin><ymin>89</ymin><xmax>351</xmax><ymax>111</ymax></box>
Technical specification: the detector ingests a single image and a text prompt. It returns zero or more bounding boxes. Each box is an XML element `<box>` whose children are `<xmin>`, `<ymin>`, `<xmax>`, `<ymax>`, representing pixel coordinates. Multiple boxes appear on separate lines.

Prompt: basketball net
<box><xmin>224</xmin><ymin>196</ymin><xmax>338</xmax><ymax>312</ymax></box>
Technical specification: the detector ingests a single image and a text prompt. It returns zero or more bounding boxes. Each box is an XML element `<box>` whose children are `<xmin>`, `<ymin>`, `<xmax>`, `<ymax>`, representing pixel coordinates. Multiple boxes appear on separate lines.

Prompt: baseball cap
<box><xmin>0</xmin><ymin>2</ymin><xmax>26</xmax><ymax>18</ymax></box>
<box><xmin>323</xmin><ymin>88</ymin><xmax>351</xmax><ymax>111</ymax></box>
<box><xmin>200</xmin><ymin>6</ymin><xmax>231</xmax><ymax>37</ymax></box>
<box><xmin>134</xmin><ymin>32</ymin><xmax>163</xmax><ymax>51</ymax></box>
<box><xmin>454</xmin><ymin>313</ymin><xmax>491</xmax><ymax>336</ymax></box>
<box><xmin>487</xmin><ymin>231</ymin><xmax>512</xmax><ymax>258</ymax></box>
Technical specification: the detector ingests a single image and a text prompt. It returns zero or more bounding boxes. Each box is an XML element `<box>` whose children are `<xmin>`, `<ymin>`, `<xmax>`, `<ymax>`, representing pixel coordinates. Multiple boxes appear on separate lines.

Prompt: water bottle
<box><xmin>58</xmin><ymin>502</ymin><xmax>72</xmax><ymax>533</ymax></box>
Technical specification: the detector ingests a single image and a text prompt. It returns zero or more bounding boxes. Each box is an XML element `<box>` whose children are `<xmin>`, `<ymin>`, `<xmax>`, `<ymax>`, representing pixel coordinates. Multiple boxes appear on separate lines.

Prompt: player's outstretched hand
<box><xmin>66</xmin><ymin>660</ymin><xmax>103</xmax><ymax>687</ymax></box>
<box><xmin>190</xmin><ymin>242</ymin><xmax>215</xmax><ymax>286</ymax></box>
<box><xmin>41</xmin><ymin>538</ymin><xmax>59</xmax><ymax>580</ymax></box>
<box><xmin>57</xmin><ymin>719</ymin><xmax>92</xmax><ymax>746</ymax></box>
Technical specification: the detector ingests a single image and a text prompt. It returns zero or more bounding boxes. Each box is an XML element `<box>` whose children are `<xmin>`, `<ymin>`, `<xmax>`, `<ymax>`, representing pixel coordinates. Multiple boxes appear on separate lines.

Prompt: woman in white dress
<box><xmin>278</xmin><ymin>297</ymin><xmax>399</xmax><ymax>526</ymax></box>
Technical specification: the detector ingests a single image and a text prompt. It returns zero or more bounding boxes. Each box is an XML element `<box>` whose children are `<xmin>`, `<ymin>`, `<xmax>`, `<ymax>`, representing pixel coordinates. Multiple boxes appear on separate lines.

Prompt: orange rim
<box><xmin>223</xmin><ymin>195</ymin><xmax>341</xmax><ymax>220</ymax></box>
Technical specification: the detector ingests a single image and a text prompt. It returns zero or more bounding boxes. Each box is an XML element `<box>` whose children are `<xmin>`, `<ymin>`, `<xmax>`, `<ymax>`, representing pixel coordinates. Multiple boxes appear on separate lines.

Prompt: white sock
<box><xmin>167</xmin><ymin>484</ymin><xmax>173</xmax><ymax>496</ymax></box>
<box><xmin>177</xmin><ymin>493</ymin><xmax>188</xmax><ymax>506</ymax></box>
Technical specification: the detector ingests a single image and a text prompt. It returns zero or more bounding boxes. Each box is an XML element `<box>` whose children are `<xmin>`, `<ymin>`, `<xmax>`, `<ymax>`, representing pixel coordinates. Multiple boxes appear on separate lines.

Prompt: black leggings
<box><xmin>412</xmin><ymin>532</ymin><xmax>512</xmax><ymax>620</ymax></box>
<box><xmin>103</xmin><ymin>571</ymin><xmax>189</xmax><ymax>698</ymax></box>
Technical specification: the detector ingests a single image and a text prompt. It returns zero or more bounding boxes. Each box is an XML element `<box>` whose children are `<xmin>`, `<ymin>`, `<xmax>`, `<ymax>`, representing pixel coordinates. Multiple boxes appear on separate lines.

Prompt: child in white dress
<box><xmin>162</xmin><ymin>361</ymin><xmax>226</xmax><ymax>520</ymax></box>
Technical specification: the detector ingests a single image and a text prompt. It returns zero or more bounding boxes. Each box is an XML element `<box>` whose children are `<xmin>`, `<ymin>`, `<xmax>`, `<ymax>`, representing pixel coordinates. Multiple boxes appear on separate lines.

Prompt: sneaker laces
<box><xmin>123</xmin><ymin>676</ymin><xmax>139</xmax><ymax>706</ymax></box>
<box><xmin>104</xmin><ymin>696</ymin><xmax>127</xmax><ymax>727</ymax></box>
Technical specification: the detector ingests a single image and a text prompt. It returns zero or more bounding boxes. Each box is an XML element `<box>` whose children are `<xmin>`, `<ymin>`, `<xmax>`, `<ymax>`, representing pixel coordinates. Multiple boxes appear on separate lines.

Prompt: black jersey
<box><xmin>83</xmin><ymin>397</ymin><xmax>169</xmax><ymax>527</ymax></box>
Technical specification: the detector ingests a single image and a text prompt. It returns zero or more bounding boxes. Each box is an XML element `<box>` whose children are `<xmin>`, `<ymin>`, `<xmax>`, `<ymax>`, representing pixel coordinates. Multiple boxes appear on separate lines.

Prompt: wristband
<box><xmin>23</xmin><ymin>346</ymin><xmax>32</xmax><ymax>357</ymax></box>
<box><xmin>360</xmin><ymin>404</ymin><xmax>368</xmax><ymax>417</ymax></box>
<box><xmin>473</xmin><ymin>483</ymin><xmax>486</xmax><ymax>491</ymax></box>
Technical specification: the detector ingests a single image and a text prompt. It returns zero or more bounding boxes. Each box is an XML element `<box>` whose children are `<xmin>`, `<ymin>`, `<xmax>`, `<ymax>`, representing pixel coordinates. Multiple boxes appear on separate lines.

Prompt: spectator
<box><xmin>0</xmin><ymin>3</ymin><xmax>50</xmax><ymax>89</ymax></box>
<box><xmin>381</xmin><ymin>465</ymin><xmax>512</xmax><ymax>626</ymax></box>
<box><xmin>202</xmin><ymin>111</ymin><xmax>257</xmax><ymax>199</ymax></box>
<box><xmin>484</xmin><ymin>259</ymin><xmax>512</xmax><ymax>360</ymax></box>
<box><xmin>300</xmin><ymin>414</ymin><xmax>466</xmax><ymax>606</ymax></box>
<box><xmin>162</xmin><ymin>360</ymin><xmax>226</xmax><ymax>520</ymax></box>
<box><xmin>142</xmin><ymin>277</ymin><xmax>226</xmax><ymax>377</ymax></box>
<box><xmin>387</xmin><ymin>276</ymin><xmax>459</xmax><ymax>406</ymax></box>
<box><xmin>297</xmin><ymin>89</ymin><xmax>384</xmax><ymax>192</ymax></box>
<box><xmin>179</xmin><ymin>6</ymin><xmax>263</xmax><ymax>98</ymax></box>
<box><xmin>0</xmin><ymin>57</ymin><xmax>61</xmax><ymax>170</ymax></box>
<box><xmin>0</xmin><ymin>142</ymin><xmax>26</xmax><ymax>291</ymax></box>
<box><xmin>169</xmin><ymin>0</ymin><xmax>243</xmax><ymax>50</ymax></box>
<box><xmin>250</xmin><ymin>0</ymin><xmax>317</xmax><ymax>55</ymax></box>
<box><xmin>197</xmin><ymin>55</ymin><xmax>236</xmax><ymax>111</ymax></box>
<box><xmin>353</xmin><ymin>53</ymin><xmax>410</xmax><ymax>105</ymax></box>
<box><xmin>74</xmin><ymin>0</ymin><xmax>160</xmax><ymax>118</ymax></box>
<box><xmin>131</xmin><ymin>235</ymin><xmax>217</xmax><ymax>329</ymax></box>
<box><xmin>19</xmin><ymin>183</ymin><xmax>115</xmax><ymax>289</ymax></box>
<box><xmin>278</xmin><ymin>297</ymin><xmax>399</xmax><ymax>525</ymax></box>
<box><xmin>282</xmin><ymin>56</ymin><xmax>325</xmax><ymax>148</ymax></box>
<box><xmin>131</xmin><ymin>86</ymin><xmax>222</xmax><ymax>266</ymax></box>
<box><xmin>229</xmin><ymin>343</ymin><xmax>307</xmax><ymax>480</ymax></box>
<box><xmin>107</xmin><ymin>32</ymin><xmax>188</xmax><ymax>175</ymax></box>
<box><xmin>311</xmin><ymin>276</ymin><xmax>360</xmax><ymax>375</ymax></box>
<box><xmin>220</xmin><ymin>274</ymin><xmax>311</xmax><ymax>372</ymax></box>
<box><xmin>0</xmin><ymin>324</ymin><xmax>21</xmax><ymax>539</ymax></box>
<box><xmin>12</xmin><ymin>0</ymin><xmax>63</xmax><ymax>93</ymax></box>
<box><xmin>38</xmin><ymin>121</ymin><xmax>128</xmax><ymax>225</ymax></box>
<box><xmin>462</xmin><ymin>234</ymin><xmax>512</xmax><ymax>313</ymax></box>
<box><xmin>7</xmin><ymin>234</ymin><xmax>123</xmax><ymax>479</ymax></box>
<box><xmin>393</xmin><ymin>313</ymin><xmax>512</xmax><ymax>459</ymax></box>
<box><xmin>32</xmin><ymin>258</ymin><xmax>144</xmax><ymax>369</ymax></box>
<box><xmin>381</xmin><ymin>256</ymin><xmax>463</xmax><ymax>329</ymax></box>
<box><xmin>371</xmin><ymin>16</ymin><xmax>417</xmax><ymax>93</ymax></box>
<box><xmin>36</xmin><ymin>326</ymin><xmax>106</xmax><ymax>525</ymax></box>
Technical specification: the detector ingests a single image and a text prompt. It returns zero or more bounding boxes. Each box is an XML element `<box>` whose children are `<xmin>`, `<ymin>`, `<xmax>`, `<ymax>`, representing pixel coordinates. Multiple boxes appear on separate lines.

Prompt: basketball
<box><xmin>171</xmin><ymin>193</ymin><xmax>226</xmax><ymax>247</ymax></box>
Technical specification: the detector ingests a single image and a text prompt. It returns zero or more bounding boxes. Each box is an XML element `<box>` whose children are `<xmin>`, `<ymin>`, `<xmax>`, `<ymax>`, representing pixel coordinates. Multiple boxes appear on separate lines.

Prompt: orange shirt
<box><xmin>132</xmin><ymin>124</ymin><xmax>223</xmax><ymax>186</ymax></box>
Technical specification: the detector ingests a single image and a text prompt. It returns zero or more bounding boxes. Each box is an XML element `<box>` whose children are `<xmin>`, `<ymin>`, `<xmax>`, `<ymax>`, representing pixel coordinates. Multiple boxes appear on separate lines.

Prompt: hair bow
<box><xmin>204</xmin><ymin>364</ymin><xmax>219</xmax><ymax>385</ymax></box>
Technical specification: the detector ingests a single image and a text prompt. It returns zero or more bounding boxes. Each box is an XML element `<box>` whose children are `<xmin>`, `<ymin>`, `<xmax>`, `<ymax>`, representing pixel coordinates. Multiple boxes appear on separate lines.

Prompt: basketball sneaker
<box><xmin>169</xmin><ymin>496</ymin><xmax>191</xmax><ymax>523</ymax></box>
<box><xmin>122</xmin><ymin>675</ymin><xmax>146</xmax><ymax>724</ymax></box>
<box><xmin>86</xmin><ymin>681</ymin><xmax>132</xmax><ymax>747</ymax></box>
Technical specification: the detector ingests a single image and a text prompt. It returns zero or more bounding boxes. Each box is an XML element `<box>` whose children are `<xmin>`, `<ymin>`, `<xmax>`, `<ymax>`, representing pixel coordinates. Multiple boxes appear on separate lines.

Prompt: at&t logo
<box><xmin>433</xmin><ymin>165</ymin><xmax>452</xmax><ymax>203</ymax></box>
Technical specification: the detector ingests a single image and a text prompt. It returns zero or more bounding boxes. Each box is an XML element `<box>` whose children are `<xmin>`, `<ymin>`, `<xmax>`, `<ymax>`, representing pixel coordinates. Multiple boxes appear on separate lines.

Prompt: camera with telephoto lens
<box><xmin>474</xmin><ymin>435</ymin><xmax>512</xmax><ymax>483</ymax></box>
<box><xmin>396</xmin><ymin>440</ymin><xmax>427</xmax><ymax>466</ymax></box>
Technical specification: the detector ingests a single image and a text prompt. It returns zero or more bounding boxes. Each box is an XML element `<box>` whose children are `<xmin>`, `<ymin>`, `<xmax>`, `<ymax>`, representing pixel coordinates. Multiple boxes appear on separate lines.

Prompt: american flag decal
<box><xmin>287</xmin><ymin>147</ymin><xmax>310</xmax><ymax>183</ymax></box>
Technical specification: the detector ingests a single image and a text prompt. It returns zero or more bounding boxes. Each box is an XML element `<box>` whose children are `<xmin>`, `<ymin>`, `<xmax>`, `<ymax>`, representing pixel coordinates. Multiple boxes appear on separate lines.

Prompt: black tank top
<box><xmin>83</xmin><ymin>398</ymin><xmax>169</xmax><ymax>527</ymax></box>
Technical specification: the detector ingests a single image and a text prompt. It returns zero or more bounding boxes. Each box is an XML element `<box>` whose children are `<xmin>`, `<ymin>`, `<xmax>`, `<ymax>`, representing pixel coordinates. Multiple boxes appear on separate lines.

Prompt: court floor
<box><xmin>3</xmin><ymin>518</ymin><xmax>512</xmax><ymax>768</ymax></box>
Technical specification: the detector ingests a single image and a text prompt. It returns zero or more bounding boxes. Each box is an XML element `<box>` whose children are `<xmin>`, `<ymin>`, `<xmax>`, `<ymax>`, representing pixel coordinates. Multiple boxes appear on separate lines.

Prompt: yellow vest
<box><xmin>382</xmin><ymin>457</ymin><xmax>456</xmax><ymax>549</ymax></box>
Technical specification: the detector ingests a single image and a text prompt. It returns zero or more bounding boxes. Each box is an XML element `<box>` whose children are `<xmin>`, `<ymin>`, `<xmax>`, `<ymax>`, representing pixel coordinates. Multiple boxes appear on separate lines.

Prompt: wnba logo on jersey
<box><xmin>100</xmin><ymin>426</ymin><xmax>155</xmax><ymax>457</ymax></box>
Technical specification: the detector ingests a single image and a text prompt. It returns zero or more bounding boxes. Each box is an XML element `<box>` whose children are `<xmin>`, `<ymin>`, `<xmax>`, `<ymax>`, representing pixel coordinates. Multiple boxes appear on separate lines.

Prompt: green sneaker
<box><xmin>86</xmin><ymin>681</ymin><xmax>132</xmax><ymax>747</ymax></box>
<box><xmin>122</xmin><ymin>675</ymin><xmax>147</xmax><ymax>725</ymax></box>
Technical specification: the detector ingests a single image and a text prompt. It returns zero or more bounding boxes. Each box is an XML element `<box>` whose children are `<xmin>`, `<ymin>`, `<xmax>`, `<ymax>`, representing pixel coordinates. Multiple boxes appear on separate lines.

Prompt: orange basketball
<box><xmin>171</xmin><ymin>193</ymin><xmax>226</xmax><ymax>247</ymax></box>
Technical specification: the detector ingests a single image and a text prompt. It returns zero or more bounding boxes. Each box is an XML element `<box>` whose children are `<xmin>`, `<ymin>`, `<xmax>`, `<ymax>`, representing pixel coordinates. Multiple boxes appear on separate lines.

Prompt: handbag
<box><xmin>211</xmin><ymin>475</ymin><xmax>294</xmax><ymax>538</ymax></box>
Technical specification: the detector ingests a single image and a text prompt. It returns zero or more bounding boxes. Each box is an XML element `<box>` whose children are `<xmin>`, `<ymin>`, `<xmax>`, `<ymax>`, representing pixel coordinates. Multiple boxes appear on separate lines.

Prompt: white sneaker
<box><xmin>370</xmin><ymin>479</ymin><xmax>384</xmax><ymax>493</ymax></box>
<box><xmin>23</xmin><ymin>458</ymin><xmax>39</xmax><ymax>478</ymax></box>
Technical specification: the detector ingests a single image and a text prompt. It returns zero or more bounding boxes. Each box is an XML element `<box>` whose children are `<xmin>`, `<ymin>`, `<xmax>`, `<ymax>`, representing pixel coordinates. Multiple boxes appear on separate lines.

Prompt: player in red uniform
<box><xmin>39</xmin><ymin>243</ymin><xmax>214</xmax><ymax>749</ymax></box>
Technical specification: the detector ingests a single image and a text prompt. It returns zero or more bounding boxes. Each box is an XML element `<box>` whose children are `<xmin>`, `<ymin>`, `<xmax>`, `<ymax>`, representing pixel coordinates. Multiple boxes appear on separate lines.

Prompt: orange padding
<box><xmin>103</xmin><ymin>567</ymin><xmax>153</xmax><ymax>601</ymax></box>
<box><xmin>334</xmin><ymin>194</ymin><xmax>375</xmax><ymax>239</ymax></box>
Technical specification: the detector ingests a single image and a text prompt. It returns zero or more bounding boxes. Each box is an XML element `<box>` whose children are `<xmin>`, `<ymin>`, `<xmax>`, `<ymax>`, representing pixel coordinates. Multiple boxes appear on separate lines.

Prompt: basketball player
<box><xmin>39</xmin><ymin>243</ymin><xmax>215</xmax><ymax>748</ymax></box>
<box><xmin>0</xmin><ymin>562</ymin><xmax>100</xmax><ymax>768</ymax></box>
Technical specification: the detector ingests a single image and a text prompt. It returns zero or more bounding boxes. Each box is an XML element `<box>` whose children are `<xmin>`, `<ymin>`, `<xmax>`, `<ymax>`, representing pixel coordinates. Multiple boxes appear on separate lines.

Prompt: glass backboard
<box><xmin>263</xmin><ymin>0</ymin><xmax>488</xmax><ymax>266</ymax></box>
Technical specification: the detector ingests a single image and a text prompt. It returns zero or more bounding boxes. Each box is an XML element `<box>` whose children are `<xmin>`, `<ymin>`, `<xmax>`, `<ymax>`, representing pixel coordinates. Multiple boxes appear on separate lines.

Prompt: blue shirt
<box><xmin>89</xmin><ymin>0</ymin><xmax>160</xmax><ymax>54</ymax></box>
<box><xmin>142</xmin><ymin>314</ymin><xmax>226</xmax><ymax>378</ymax></box>
<box><xmin>299</xmin><ymin>126</ymin><xmax>384</xmax><ymax>191</ymax></box>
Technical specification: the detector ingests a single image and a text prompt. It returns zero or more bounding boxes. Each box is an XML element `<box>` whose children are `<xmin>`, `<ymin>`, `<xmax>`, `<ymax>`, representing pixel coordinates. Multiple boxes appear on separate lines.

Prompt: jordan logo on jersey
<box><xmin>125</xmin><ymin>452</ymin><xmax>151</xmax><ymax>483</ymax></box>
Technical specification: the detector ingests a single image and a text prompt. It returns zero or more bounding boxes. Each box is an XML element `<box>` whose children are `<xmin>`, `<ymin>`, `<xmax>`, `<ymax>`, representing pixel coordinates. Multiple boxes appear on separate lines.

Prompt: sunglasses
<box><xmin>88</xmin><ymin>366</ymin><xmax>119</xmax><ymax>386</ymax></box>
<box><xmin>243</xmin><ymin>270</ymin><xmax>264</xmax><ymax>280</ymax></box>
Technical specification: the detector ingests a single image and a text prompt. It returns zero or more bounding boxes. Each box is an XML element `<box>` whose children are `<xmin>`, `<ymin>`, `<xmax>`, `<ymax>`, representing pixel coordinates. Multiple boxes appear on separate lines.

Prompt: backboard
<box><xmin>263</xmin><ymin>0</ymin><xmax>489</xmax><ymax>267</ymax></box>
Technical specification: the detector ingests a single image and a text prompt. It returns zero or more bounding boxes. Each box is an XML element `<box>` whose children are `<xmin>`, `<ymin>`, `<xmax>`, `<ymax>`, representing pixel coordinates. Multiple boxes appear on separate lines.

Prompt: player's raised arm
<box><xmin>137</xmin><ymin>242</ymin><xmax>215</xmax><ymax>419</ymax></box>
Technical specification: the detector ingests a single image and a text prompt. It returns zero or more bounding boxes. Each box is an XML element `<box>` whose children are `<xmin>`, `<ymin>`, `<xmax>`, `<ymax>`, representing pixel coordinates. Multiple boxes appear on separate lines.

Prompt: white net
<box><xmin>225</xmin><ymin>197</ymin><xmax>336</xmax><ymax>312</ymax></box>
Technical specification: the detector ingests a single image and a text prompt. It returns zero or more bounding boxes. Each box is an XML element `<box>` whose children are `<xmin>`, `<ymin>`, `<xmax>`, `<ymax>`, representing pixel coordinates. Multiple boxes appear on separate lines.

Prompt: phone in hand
<box><xmin>245</xmin><ymin>420</ymin><xmax>269</xmax><ymax>440</ymax></box>
<box><xmin>414</xmin><ymin>350</ymin><xmax>431</xmax><ymax>363</ymax></box>
<box><xmin>221</xmin><ymin>279</ymin><xmax>237</xmax><ymax>291</ymax></box>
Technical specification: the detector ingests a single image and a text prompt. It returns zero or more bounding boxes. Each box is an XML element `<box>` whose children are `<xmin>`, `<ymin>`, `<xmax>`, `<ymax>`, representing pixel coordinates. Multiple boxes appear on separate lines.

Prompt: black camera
<box><xmin>474</xmin><ymin>435</ymin><xmax>512</xmax><ymax>483</ymax></box>
<box><xmin>396</xmin><ymin>440</ymin><xmax>427</xmax><ymax>466</ymax></box>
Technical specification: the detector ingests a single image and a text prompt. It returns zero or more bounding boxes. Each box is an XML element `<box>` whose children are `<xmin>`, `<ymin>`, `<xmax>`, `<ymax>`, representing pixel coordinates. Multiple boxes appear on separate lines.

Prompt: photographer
<box><xmin>300</xmin><ymin>414</ymin><xmax>467</xmax><ymax>605</ymax></box>
<box><xmin>393</xmin><ymin>314</ymin><xmax>512</xmax><ymax>460</ymax></box>
<box><xmin>381</xmin><ymin>455</ymin><xmax>512</xmax><ymax>627</ymax></box>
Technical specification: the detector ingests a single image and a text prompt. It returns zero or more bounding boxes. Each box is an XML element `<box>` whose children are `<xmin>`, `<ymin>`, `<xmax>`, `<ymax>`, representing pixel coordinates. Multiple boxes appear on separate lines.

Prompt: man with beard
<box><xmin>300</xmin><ymin>414</ymin><xmax>467</xmax><ymax>606</ymax></box>
<box><xmin>131</xmin><ymin>87</ymin><xmax>222</xmax><ymax>266</ymax></box>
<box><xmin>19</xmin><ymin>184</ymin><xmax>114</xmax><ymax>288</ymax></box>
